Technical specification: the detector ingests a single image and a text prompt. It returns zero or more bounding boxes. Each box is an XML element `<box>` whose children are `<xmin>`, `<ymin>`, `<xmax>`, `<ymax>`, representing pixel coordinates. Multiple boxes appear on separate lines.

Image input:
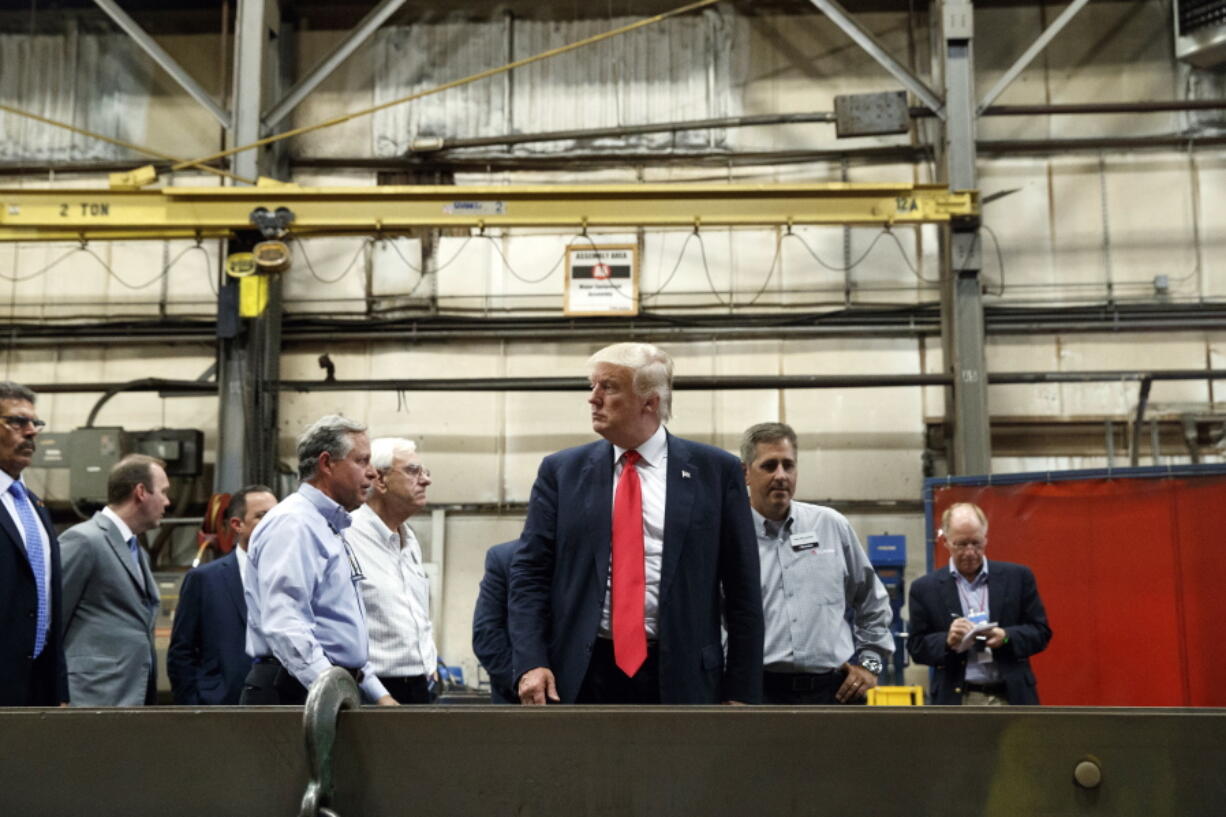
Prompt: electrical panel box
<box><xmin>834</xmin><ymin>91</ymin><xmax>910</xmax><ymax>138</ymax></box>
<box><xmin>128</xmin><ymin>429</ymin><xmax>205</xmax><ymax>477</ymax></box>
<box><xmin>30</xmin><ymin>427</ymin><xmax>205</xmax><ymax>504</ymax></box>
<box><xmin>30</xmin><ymin>433</ymin><xmax>69</xmax><ymax>468</ymax></box>
<box><xmin>68</xmin><ymin>427</ymin><xmax>125</xmax><ymax>504</ymax></box>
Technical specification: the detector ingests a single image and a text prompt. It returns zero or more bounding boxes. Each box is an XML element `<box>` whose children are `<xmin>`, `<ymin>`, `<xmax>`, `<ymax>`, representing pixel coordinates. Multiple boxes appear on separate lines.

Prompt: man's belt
<box><xmin>252</xmin><ymin>655</ymin><xmax>364</xmax><ymax>684</ymax></box>
<box><xmin>963</xmin><ymin>681</ymin><xmax>1006</xmax><ymax>695</ymax></box>
<box><xmin>763</xmin><ymin>669</ymin><xmax>840</xmax><ymax>693</ymax></box>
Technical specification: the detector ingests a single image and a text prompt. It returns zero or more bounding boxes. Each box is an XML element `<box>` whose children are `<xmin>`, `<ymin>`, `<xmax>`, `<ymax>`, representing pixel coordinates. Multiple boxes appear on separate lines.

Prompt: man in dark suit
<box><xmin>472</xmin><ymin>540</ymin><xmax>520</xmax><ymax>703</ymax></box>
<box><xmin>0</xmin><ymin>381</ymin><xmax>68</xmax><ymax>707</ymax></box>
<box><xmin>510</xmin><ymin>342</ymin><xmax>763</xmax><ymax>705</ymax></box>
<box><xmin>168</xmin><ymin>485</ymin><xmax>277</xmax><ymax>705</ymax></box>
<box><xmin>907</xmin><ymin>502</ymin><xmax>1052</xmax><ymax>705</ymax></box>
<box><xmin>61</xmin><ymin>455</ymin><xmax>170</xmax><ymax>706</ymax></box>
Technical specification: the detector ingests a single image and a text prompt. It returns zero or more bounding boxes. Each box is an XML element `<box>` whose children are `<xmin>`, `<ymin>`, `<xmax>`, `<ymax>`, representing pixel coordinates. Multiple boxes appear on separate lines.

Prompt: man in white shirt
<box><xmin>347</xmin><ymin>437</ymin><xmax>438</xmax><ymax>703</ymax></box>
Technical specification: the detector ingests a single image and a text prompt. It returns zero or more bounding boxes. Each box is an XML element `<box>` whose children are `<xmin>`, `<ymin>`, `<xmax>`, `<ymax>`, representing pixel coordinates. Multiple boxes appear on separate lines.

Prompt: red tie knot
<box><xmin>623</xmin><ymin>450</ymin><xmax>641</xmax><ymax>467</ymax></box>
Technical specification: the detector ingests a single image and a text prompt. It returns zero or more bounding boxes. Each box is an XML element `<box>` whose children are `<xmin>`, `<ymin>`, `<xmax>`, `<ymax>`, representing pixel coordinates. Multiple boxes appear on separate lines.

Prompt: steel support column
<box><xmin>937</xmin><ymin>0</ymin><xmax>990</xmax><ymax>475</ymax></box>
<box><xmin>218</xmin><ymin>0</ymin><xmax>283</xmax><ymax>493</ymax></box>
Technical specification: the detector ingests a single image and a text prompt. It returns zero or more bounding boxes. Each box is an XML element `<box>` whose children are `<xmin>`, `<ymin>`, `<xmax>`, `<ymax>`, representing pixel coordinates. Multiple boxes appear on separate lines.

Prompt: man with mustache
<box><xmin>240</xmin><ymin>415</ymin><xmax>396</xmax><ymax>706</ymax></box>
<box><xmin>0</xmin><ymin>381</ymin><xmax>68</xmax><ymax>707</ymax></box>
<box><xmin>741</xmin><ymin>422</ymin><xmax>894</xmax><ymax>705</ymax></box>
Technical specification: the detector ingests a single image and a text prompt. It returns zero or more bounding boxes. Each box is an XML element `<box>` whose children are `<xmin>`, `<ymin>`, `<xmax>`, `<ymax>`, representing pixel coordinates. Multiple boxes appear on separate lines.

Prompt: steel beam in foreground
<box><xmin>0</xmin><ymin>706</ymin><xmax>1222</xmax><ymax>817</ymax></box>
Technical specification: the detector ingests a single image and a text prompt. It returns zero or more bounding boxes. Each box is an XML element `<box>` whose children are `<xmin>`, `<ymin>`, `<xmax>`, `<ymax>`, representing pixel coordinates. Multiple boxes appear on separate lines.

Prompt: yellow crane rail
<box><xmin>0</xmin><ymin>183</ymin><xmax>977</xmax><ymax>242</ymax></box>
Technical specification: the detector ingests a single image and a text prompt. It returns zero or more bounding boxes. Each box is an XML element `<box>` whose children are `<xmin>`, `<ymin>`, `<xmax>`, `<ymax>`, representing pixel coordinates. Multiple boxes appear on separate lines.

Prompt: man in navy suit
<box><xmin>472</xmin><ymin>540</ymin><xmax>520</xmax><ymax>703</ymax></box>
<box><xmin>510</xmin><ymin>342</ymin><xmax>763</xmax><ymax>705</ymax></box>
<box><xmin>0</xmin><ymin>381</ymin><xmax>68</xmax><ymax>707</ymax></box>
<box><xmin>168</xmin><ymin>485</ymin><xmax>277</xmax><ymax>705</ymax></box>
<box><xmin>908</xmin><ymin>502</ymin><xmax>1052</xmax><ymax>705</ymax></box>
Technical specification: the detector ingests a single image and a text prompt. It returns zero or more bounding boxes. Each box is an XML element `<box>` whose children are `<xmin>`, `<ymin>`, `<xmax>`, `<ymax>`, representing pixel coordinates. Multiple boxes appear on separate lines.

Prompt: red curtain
<box><xmin>930</xmin><ymin>473</ymin><xmax>1226</xmax><ymax>706</ymax></box>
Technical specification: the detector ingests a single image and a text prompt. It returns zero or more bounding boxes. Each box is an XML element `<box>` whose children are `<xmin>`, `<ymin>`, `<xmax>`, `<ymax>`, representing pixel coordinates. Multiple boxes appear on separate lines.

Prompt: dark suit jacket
<box><xmin>167</xmin><ymin>552</ymin><xmax>250</xmax><ymax>705</ymax></box>
<box><xmin>509</xmin><ymin>431</ymin><xmax>764</xmax><ymax>704</ymax></box>
<box><xmin>907</xmin><ymin>560</ymin><xmax>1052</xmax><ymax>705</ymax></box>
<box><xmin>0</xmin><ymin>485</ymin><xmax>68</xmax><ymax>706</ymax></box>
<box><xmin>472</xmin><ymin>540</ymin><xmax>520</xmax><ymax>704</ymax></box>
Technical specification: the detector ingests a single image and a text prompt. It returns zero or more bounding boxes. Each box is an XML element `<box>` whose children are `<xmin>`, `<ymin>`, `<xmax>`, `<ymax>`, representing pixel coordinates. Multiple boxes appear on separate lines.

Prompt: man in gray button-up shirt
<box><xmin>741</xmin><ymin>422</ymin><xmax>893</xmax><ymax>705</ymax></box>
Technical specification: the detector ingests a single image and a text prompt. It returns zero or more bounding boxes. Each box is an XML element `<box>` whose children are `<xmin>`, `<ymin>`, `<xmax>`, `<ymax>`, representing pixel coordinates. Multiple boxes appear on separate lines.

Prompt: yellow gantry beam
<box><xmin>0</xmin><ymin>183</ymin><xmax>978</xmax><ymax>242</ymax></box>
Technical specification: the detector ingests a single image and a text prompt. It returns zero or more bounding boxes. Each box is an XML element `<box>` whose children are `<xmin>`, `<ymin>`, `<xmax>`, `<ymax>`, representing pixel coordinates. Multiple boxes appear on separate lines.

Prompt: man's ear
<box><xmin>316</xmin><ymin>450</ymin><xmax>333</xmax><ymax>476</ymax></box>
<box><xmin>227</xmin><ymin>515</ymin><xmax>244</xmax><ymax>539</ymax></box>
<box><xmin>643</xmin><ymin>392</ymin><xmax>660</xmax><ymax>415</ymax></box>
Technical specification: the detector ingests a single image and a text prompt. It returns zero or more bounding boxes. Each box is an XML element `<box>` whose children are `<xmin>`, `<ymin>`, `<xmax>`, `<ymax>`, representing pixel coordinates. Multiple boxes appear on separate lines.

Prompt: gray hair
<box><xmin>586</xmin><ymin>342</ymin><xmax>674</xmax><ymax>423</ymax></box>
<box><xmin>370</xmin><ymin>437</ymin><xmax>418</xmax><ymax>473</ymax></box>
<box><xmin>297</xmin><ymin>415</ymin><xmax>367</xmax><ymax>481</ymax></box>
<box><xmin>0</xmin><ymin>381</ymin><xmax>36</xmax><ymax>404</ymax></box>
<box><xmin>740</xmin><ymin>422</ymin><xmax>798</xmax><ymax>465</ymax></box>
<box><xmin>940</xmin><ymin>502</ymin><xmax>989</xmax><ymax>537</ymax></box>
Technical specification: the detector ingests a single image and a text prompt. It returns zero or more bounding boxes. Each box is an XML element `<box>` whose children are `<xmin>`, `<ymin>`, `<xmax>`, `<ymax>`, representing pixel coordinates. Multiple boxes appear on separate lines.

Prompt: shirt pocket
<box><xmin>784</xmin><ymin>547</ymin><xmax>845</xmax><ymax>606</ymax></box>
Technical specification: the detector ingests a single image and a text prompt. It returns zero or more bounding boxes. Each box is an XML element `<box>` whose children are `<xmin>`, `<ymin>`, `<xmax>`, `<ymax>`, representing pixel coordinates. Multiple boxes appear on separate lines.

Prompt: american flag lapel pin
<box><xmin>681</xmin><ymin>470</ymin><xmax>691</xmax><ymax>479</ymax></box>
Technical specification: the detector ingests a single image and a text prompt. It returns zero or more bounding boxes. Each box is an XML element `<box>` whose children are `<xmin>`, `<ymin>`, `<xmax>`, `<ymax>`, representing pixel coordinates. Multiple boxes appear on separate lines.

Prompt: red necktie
<box><xmin>611</xmin><ymin>449</ymin><xmax>647</xmax><ymax>677</ymax></box>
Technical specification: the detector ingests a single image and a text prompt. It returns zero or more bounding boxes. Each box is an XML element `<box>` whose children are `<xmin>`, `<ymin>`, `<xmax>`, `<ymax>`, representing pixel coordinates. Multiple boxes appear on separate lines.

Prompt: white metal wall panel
<box><xmin>373</xmin><ymin>9</ymin><xmax>740</xmax><ymax>157</ymax></box>
<box><xmin>0</xmin><ymin>33</ymin><xmax>150</xmax><ymax>161</ymax></box>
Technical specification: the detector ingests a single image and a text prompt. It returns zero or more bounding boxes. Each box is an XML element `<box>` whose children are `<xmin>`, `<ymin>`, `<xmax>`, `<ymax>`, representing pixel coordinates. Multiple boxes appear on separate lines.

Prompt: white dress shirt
<box><xmin>235</xmin><ymin>541</ymin><xmax>249</xmax><ymax>586</ymax></box>
<box><xmin>100</xmin><ymin>505</ymin><xmax>135</xmax><ymax>544</ymax></box>
<box><xmin>599</xmin><ymin>423</ymin><xmax>668</xmax><ymax>640</ymax></box>
<box><xmin>347</xmin><ymin>504</ymin><xmax>438</xmax><ymax>678</ymax></box>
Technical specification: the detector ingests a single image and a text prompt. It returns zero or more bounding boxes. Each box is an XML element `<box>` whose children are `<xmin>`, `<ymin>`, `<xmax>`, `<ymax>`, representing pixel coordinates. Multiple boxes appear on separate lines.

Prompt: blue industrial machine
<box><xmin>867</xmin><ymin>534</ymin><xmax>907</xmax><ymax>685</ymax></box>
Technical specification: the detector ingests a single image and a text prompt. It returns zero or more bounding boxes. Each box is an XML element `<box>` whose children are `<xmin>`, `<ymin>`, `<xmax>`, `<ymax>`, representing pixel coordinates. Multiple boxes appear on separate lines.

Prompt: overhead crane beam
<box><xmin>0</xmin><ymin>183</ymin><xmax>977</xmax><ymax>242</ymax></box>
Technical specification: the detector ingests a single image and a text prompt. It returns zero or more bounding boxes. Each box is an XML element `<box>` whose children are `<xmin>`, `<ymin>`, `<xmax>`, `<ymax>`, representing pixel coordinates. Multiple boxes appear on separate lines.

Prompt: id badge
<box><xmin>968</xmin><ymin>610</ymin><xmax>992</xmax><ymax>663</ymax></box>
<box><xmin>790</xmin><ymin>531</ymin><xmax>820</xmax><ymax>552</ymax></box>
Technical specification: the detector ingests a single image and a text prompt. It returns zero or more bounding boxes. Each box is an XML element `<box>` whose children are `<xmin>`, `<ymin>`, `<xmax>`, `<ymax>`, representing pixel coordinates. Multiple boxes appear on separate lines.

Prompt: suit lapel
<box><xmin>658</xmin><ymin>432</ymin><xmax>695</xmax><ymax>607</ymax></box>
<box><xmin>938</xmin><ymin>570</ymin><xmax>963</xmax><ymax>617</ymax></box>
<box><xmin>585</xmin><ymin>442</ymin><xmax>614</xmax><ymax>593</ymax></box>
<box><xmin>987</xmin><ymin>564</ymin><xmax>1003</xmax><ymax>623</ymax></box>
<box><xmin>221</xmin><ymin>553</ymin><xmax>247</xmax><ymax>622</ymax></box>
<box><xmin>97</xmin><ymin>514</ymin><xmax>150</xmax><ymax>600</ymax></box>
<box><xmin>0</xmin><ymin>502</ymin><xmax>28</xmax><ymax>566</ymax></box>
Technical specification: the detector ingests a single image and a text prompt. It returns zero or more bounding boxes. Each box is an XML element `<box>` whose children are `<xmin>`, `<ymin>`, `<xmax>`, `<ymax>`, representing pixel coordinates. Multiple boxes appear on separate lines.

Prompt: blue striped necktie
<box><xmin>127</xmin><ymin>535</ymin><xmax>141</xmax><ymax>570</ymax></box>
<box><xmin>9</xmin><ymin>481</ymin><xmax>49</xmax><ymax>657</ymax></box>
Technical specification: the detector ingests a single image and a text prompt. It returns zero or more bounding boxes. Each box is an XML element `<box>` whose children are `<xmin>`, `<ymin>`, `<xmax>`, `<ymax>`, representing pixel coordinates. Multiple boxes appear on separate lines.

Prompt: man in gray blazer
<box><xmin>60</xmin><ymin>454</ymin><xmax>171</xmax><ymax>706</ymax></box>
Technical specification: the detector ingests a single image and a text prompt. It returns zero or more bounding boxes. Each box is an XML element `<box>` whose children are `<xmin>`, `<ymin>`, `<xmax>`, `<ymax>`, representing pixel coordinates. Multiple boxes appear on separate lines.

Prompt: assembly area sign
<box><xmin>564</xmin><ymin>244</ymin><xmax>639</xmax><ymax>316</ymax></box>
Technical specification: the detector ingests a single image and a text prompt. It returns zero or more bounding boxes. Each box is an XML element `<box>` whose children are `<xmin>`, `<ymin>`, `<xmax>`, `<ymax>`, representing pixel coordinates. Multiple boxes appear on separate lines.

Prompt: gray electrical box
<box><xmin>833</xmin><ymin>91</ymin><xmax>910</xmax><ymax>138</ymax></box>
<box><xmin>30</xmin><ymin>426</ymin><xmax>205</xmax><ymax>504</ymax></box>
<box><xmin>68</xmin><ymin>427</ymin><xmax>125</xmax><ymax>504</ymax></box>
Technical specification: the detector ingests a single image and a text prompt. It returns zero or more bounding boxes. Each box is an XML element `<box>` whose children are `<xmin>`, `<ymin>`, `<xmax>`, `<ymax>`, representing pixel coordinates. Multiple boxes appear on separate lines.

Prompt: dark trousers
<box><xmin>762</xmin><ymin>669</ymin><xmax>867</xmax><ymax>706</ymax></box>
<box><xmin>24</xmin><ymin>647</ymin><xmax>59</xmax><ymax>706</ymax></box>
<box><xmin>576</xmin><ymin>638</ymin><xmax>660</xmax><ymax>704</ymax></box>
<box><xmin>239</xmin><ymin>660</ymin><xmax>308</xmax><ymax>706</ymax></box>
<box><xmin>380</xmin><ymin>675</ymin><xmax>431</xmax><ymax>704</ymax></box>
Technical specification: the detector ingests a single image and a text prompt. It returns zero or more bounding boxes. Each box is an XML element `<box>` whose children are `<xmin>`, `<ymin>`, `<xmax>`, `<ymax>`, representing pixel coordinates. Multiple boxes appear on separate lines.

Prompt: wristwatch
<box><xmin>856</xmin><ymin>653</ymin><xmax>884</xmax><ymax>676</ymax></box>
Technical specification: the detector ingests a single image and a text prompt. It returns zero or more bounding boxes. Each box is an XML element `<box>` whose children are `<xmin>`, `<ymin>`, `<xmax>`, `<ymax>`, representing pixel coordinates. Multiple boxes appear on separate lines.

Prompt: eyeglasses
<box><xmin>404</xmin><ymin>463</ymin><xmax>431</xmax><ymax>480</ymax></box>
<box><xmin>2</xmin><ymin>415</ymin><xmax>46</xmax><ymax>432</ymax></box>
<box><xmin>947</xmin><ymin>541</ymin><xmax>986</xmax><ymax>551</ymax></box>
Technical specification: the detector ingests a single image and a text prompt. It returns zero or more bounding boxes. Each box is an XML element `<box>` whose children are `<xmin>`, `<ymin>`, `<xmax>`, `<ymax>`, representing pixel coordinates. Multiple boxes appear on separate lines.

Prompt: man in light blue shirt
<box><xmin>742</xmin><ymin>422</ymin><xmax>894</xmax><ymax>705</ymax></box>
<box><xmin>240</xmin><ymin>415</ymin><xmax>396</xmax><ymax>706</ymax></box>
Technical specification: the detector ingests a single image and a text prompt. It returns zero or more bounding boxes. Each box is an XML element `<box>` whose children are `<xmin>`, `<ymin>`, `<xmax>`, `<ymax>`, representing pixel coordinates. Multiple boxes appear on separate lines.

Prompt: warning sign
<box><xmin>564</xmin><ymin>244</ymin><xmax>638</xmax><ymax>316</ymax></box>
